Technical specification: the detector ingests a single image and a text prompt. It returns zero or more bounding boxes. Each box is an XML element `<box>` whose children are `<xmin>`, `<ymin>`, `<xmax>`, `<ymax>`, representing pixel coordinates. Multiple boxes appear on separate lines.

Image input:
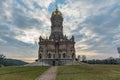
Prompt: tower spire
<box><xmin>56</xmin><ymin>4</ymin><xmax>58</xmax><ymax>11</ymax></box>
<box><xmin>52</xmin><ymin>4</ymin><xmax>62</xmax><ymax>16</ymax></box>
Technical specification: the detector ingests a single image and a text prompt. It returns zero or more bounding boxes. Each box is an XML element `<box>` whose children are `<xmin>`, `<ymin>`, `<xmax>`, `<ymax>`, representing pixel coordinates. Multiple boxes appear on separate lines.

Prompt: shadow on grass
<box><xmin>0</xmin><ymin>69</ymin><xmax>36</xmax><ymax>75</ymax></box>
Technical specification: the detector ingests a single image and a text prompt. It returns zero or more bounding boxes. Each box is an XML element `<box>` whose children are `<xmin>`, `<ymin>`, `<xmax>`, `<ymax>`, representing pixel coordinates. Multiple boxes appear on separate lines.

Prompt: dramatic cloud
<box><xmin>0</xmin><ymin>0</ymin><xmax>120</xmax><ymax>62</ymax></box>
<box><xmin>59</xmin><ymin>0</ymin><xmax>120</xmax><ymax>59</ymax></box>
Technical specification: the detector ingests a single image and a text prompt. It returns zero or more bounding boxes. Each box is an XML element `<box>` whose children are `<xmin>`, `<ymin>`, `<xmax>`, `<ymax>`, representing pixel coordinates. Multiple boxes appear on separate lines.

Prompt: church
<box><xmin>38</xmin><ymin>6</ymin><xmax>76</xmax><ymax>66</ymax></box>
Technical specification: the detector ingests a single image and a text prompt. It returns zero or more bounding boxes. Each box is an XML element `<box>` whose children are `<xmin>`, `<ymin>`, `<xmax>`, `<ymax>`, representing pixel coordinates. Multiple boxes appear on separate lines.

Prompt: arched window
<box><xmin>63</xmin><ymin>53</ymin><xmax>66</xmax><ymax>58</ymax></box>
<box><xmin>39</xmin><ymin>54</ymin><xmax>42</xmax><ymax>59</ymax></box>
<box><xmin>48</xmin><ymin>53</ymin><xmax>51</xmax><ymax>58</ymax></box>
<box><xmin>58</xmin><ymin>54</ymin><xmax>61</xmax><ymax>58</ymax></box>
<box><xmin>53</xmin><ymin>54</ymin><xmax>55</xmax><ymax>58</ymax></box>
<box><xmin>72</xmin><ymin>53</ymin><xmax>75</xmax><ymax>58</ymax></box>
<box><xmin>40</xmin><ymin>47</ymin><xmax>43</xmax><ymax>52</ymax></box>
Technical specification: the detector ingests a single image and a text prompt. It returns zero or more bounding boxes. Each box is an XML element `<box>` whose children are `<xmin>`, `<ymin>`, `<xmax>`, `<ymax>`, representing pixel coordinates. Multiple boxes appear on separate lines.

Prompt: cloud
<box><xmin>0</xmin><ymin>36</ymin><xmax>38</xmax><ymax>60</ymax></box>
<box><xmin>0</xmin><ymin>0</ymin><xmax>120</xmax><ymax>62</ymax></box>
<box><xmin>13</xmin><ymin>57</ymin><xmax>37</xmax><ymax>63</ymax></box>
<box><xmin>0</xmin><ymin>0</ymin><xmax>56</xmax><ymax>62</ymax></box>
<box><xmin>59</xmin><ymin>0</ymin><xmax>120</xmax><ymax>59</ymax></box>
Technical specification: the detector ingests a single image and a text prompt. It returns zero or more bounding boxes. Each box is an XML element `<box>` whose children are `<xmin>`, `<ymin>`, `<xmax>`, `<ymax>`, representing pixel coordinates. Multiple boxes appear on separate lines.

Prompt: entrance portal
<box><xmin>53</xmin><ymin>61</ymin><xmax>56</xmax><ymax>66</ymax></box>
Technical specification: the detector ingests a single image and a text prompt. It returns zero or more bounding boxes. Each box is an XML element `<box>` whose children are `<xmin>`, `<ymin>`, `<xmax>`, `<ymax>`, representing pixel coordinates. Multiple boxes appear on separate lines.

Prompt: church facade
<box><xmin>38</xmin><ymin>7</ymin><xmax>76</xmax><ymax>66</ymax></box>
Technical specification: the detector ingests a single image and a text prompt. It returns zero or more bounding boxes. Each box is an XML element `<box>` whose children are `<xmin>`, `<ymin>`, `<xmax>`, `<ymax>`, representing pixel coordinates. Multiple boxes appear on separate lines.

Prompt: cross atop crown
<box><xmin>56</xmin><ymin>5</ymin><xmax>58</xmax><ymax>11</ymax></box>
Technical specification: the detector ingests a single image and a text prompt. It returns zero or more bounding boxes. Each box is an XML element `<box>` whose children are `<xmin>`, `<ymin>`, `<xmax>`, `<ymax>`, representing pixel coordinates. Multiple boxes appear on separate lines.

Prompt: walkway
<box><xmin>35</xmin><ymin>66</ymin><xmax>57</xmax><ymax>80</ymax></box>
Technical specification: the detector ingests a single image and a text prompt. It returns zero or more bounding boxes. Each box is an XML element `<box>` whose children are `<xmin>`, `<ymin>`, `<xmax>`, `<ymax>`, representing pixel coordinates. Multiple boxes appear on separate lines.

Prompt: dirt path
<box><xmin>35</xmin><ymin>66</ymin><xmax>57</xmax><ymax>80</ymax></box>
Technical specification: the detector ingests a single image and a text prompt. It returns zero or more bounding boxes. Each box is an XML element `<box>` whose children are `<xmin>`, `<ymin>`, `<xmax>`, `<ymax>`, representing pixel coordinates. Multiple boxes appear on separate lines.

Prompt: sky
<box><xmin>0</xmin><ymin>0</ymin><xmax>120</xmax><ymax>62</ymax></box>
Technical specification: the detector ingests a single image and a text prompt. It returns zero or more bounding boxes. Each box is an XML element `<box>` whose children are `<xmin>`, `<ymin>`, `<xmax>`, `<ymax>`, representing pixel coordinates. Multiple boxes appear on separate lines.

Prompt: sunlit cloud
<box><xmin>13</xmin><ymin>57</ymin><xmax>37</xmax><ymax>63</ymax></box>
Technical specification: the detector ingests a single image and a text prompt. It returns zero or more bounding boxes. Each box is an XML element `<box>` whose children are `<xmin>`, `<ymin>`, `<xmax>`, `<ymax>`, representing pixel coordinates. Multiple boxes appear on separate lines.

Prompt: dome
<box><xmin>52</xmin><ymin>5</ymin><xmax>62</xmax><ymax>16</ymax></box>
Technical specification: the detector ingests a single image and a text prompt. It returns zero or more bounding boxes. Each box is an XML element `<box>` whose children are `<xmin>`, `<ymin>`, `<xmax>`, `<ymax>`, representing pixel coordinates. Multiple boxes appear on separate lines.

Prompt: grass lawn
<box><xmin>0</xmin><ymin>66</ymin><xmax>49</xmax><ymax>80</ymax></box>
<box><xmin>56</xmin><ymin>64</ymin><xmax>120</xmax><ymax>80</ymax></box>
<box><xmin>0</xmin><ymin>64</ymin><xmax>4</xmax><ymax>67</ymax></box>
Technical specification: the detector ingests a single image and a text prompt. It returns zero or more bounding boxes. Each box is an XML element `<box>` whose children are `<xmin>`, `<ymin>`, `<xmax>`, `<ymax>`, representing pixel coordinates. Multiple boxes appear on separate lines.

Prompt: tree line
<box><xmin>76</xmin><ymin>55</ymin><xmax>120</xmax><ymax>64</ymax></box>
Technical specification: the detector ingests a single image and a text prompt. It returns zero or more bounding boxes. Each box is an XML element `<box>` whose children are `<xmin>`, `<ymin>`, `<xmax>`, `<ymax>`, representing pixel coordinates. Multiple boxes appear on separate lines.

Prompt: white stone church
<box><xmin>37</xmin><ymin>6</ymin><xmax>76</xmax><ymax>66</ymax></box>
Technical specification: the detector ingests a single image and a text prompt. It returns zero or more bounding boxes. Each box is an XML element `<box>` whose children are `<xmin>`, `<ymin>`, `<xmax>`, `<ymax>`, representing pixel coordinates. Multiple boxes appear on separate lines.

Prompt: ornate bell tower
<box><xmin>49</xmin><ymin>6</ymin><xmax>64</xmax><ymax>41</ymax></box>
<box><xmin>38</xmin><ymin>5</ymin><xmax>76</xmax><ymax>66</ymax></box>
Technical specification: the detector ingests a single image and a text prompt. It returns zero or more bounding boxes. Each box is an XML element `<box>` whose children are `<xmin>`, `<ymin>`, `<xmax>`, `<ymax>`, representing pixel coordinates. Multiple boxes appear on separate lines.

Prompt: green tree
<box><xmin>0</xmin><ymin>54</ymin><xmax>5</xmax><ymax>64</ymax></box>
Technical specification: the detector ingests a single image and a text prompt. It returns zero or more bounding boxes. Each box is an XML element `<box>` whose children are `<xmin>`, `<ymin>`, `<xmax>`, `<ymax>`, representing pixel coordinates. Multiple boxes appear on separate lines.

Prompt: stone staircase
<box><xmin>24</xmin><ymin>61</ymin><xmax>50</xmax><ymax>66</ymax></box>
<box><xmin>64</xmin><ymin>61</ymin><xmax>87</xmax><ymax>65</ymax></box>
